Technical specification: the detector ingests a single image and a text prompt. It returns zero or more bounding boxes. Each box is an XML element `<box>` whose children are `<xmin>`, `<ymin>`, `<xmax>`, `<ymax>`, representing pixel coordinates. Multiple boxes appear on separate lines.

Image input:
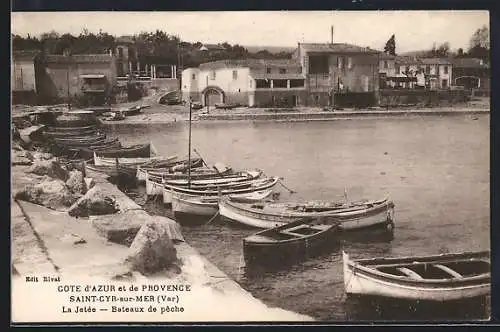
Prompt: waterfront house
<box><xmin>182</xmin><ymin>59</ymin><xmax>306</xmax><ymax>107</ymax></box>
<box><xmin>114</xmin><ymin>36</ymin><xmax>138</xmax><ymax>77</ymax></box>
<box><xmin>451</xmin><ymin>58</ymin><xmax>490</xmax><ymax>95</ymax></box>
<box><xmin>393</xmin><ymin>57</ymin><xmax>452</xmax><ymax>90</ymax></box>
<box><xmin>11</xmin><ymin>50</ymin><xmax>42</xmax><ymax>104</ymax></box>
<box><xmin>199</xmin><ymin>44</ymin><xmax>226</xmax><ymax>55</ymax></box>
<box><xmin>37</xmin><ymin>54</ymin><xmax>117</xmax><ymax>105</ymax></box>
<box><xmin>419</xmin><ymin>58</ymin><xmax>452</xmax><ymax>89</ymax></box>
<box><xmin>293</xmin><ymin>42</ymin><xmax>381</xmax><ymax>107</ymax></box>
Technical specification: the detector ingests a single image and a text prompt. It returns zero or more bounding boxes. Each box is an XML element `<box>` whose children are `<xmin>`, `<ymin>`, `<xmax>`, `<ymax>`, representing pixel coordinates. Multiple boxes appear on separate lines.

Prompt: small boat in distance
<box><xmin>243</xmin><ymin>217</ymin><xmax>341</xmax><ymax>265</ymax></box>
<box><xmin>342</xmin><ymin>250</ymin><xmax>491</xmax><ymax>302</ymax></box>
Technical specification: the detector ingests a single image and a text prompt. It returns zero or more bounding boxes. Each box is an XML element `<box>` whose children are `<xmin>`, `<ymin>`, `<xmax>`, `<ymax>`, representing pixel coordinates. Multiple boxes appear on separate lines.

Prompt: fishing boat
<box><xmin>243</xmin><ymin>217</ymin><xmax>341</xmax><ymax>264</ymax></box>
<box><xmin>166</xmin><ymin>176</ymin><xmax>279</xmax><ymax>200</ymax></box>
<box><xmin>93</xmin><ymin>143</ymin><xmax>156</xmax><ymax>158</ymax></box>
<box><xmin>52</xmin><ymin>133</ymin><xmax>107</xmax><ymax>144</ymax></box>
<box><xmin>44</xmin><ymin>128</ymin><xmax>99</xmax><ymax>138</ymax></box>
<box><xmin>219</xmin><ymin>196</ymin><xmax>395</xmax><ymax>231</ymax></box>
<box><xmin>121</xmin><ymin>105</ymin><xmax>142</xmax><ymax>116</ymax></box>
<box><xmin>45</xmin><ymin>125</ymin><xmax>96</xmax><ymax>133</ymax></box>
<box><xmin>171</xmin><ymin>189</ymin><xmax>274</xmax><ymax>218</ymax></box>
<box><xmin>137</xmin><ymin>158</ymin><xmax>217</xmax><ymax>183</ymax></box>
<box><xmin>342</xmin><ymin>250</ymin><xmax>491</xmax><ymax>302</ymax></box>
<box><xmin>93</xmin><ymin>153</ymin><xmax>178</xmax><ymax>167</ymax></box>
<box><xmin>162</xmin><ymin>170</ymin><xmax>264</xmax><ymax>204</ymax></box>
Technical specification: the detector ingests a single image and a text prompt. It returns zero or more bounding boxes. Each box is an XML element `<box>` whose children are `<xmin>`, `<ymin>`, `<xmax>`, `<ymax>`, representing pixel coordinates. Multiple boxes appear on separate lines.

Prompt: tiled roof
<box><xmin>394</xmin><ymin>56</ymin><xmax>423</xmax><ymax>65</ymax></box>
<box><xmin>299</xmin><ymin>43</ymin><xmax>380</xmax><ymax>54</ymax></box>
<box><xmin>200</xmin><ymin>44</ymin><xmax>226</xmax><ymax>51</ymax></box>
<box><xmin>379</xmin><ymin>52</ymin><xmax>397</xmax><ymax>60</ymax></box>
<box><xmin>42</xmin><ymin>54</ymin><xmax>115</xmax><ymax>64</ymax></box>
<box><xmin>420</xmin><ymin>58</ymin><xmax>452</xmax><ymax>65</ymax></box>
<box><xmin>12</xmin><ymin>50</ymin><xmax>41</xmax><ymax>61</ymax></box>
<box><xmin>198</xmin><ymin>59</ymin><xmax>301</xmax><ymax>70</ymax></box>
<box><xmin>116</xmin><ymin>36</ymin><xmax>135</xmax><ymax>44</ymax></box>
<box><xmin>451</xmin><ymin>58</ymin><xmax>489</xmax><ymax>69</ymax></box>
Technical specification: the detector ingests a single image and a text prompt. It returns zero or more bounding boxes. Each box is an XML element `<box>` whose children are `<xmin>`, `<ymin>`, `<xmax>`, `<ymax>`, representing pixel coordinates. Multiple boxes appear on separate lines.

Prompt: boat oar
<box><xmin>278</xmin><ymin>177</ymin><xmax>297</xmax><ymax>194</ymax></box>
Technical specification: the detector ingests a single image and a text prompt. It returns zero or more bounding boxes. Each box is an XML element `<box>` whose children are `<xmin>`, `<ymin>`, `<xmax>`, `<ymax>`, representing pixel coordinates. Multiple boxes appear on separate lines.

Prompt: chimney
<box><xmin>330</xmin><ymin>25</ymin><xmax>334</xmax><ymax>44</ymax></box>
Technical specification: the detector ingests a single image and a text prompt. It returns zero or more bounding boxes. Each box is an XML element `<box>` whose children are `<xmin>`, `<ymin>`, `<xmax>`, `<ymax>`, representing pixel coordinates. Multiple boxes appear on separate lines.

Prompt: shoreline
<box><xmin>97</xmin><ymin>106</ymin><xmax>489</xmax><ymax>125</ymax></box>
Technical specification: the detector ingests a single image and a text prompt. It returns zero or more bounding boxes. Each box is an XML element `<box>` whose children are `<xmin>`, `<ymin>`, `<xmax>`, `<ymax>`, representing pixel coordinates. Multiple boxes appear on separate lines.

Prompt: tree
<box><xmin>467</xmin><ymin>25</ymin><xmax>489</xmax><ymax>62</ymax></box>
<box><xmin>469</xmin><ymin>25</ymin><xmax>489</xmax><ymax>50</ymax></box>
<box><xmin>384</xmin><ymin>34</ymin><xmax>396</xmax><ymax>55</ymax></box>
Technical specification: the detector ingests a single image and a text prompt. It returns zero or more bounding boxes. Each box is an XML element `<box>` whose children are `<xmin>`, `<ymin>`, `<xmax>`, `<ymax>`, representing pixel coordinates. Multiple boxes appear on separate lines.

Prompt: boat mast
<box><xmin>187</xmin><ymin>99</ymin><xmax>192</xmax><ymax>188</ymax></box>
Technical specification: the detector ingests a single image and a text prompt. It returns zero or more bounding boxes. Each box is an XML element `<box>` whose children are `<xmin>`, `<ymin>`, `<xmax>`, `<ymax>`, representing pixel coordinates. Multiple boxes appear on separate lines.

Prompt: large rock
<box><xmin>31</xmin><ymin>151</ymin><xmax>54</xmax><ymax>161</ymax></box>
<box><xmin>15</xmin><ymin>176</ymin><xmax>78</xmax><ymax>210</ymax></box>
<box><xmin>11</xmin><ymin>149</ymin><xmax>33</xmax><ymax>166</ymax></box>
<box><xmin>65</xmin><ymin>169</ymin><xmax>86</xmax><ymax>196</ymax></box>
<box><xmin>91</xmin><ymin>210</ymin><xmax>151</xmax><ymax>246</ymax></box>
<box><xmin>68</xmin><ymin>186</ymin><xmax>119</xmax><ymax>217</ymax></box>
<box><xmin>124</xmin><ymin>219</ymin><xmax>180</xmax><ymax>275</ymax></box>
<box><xmin>29</xmin><ymin>159</ymin><xmax>68</xmax><ymax>181</ymax></box>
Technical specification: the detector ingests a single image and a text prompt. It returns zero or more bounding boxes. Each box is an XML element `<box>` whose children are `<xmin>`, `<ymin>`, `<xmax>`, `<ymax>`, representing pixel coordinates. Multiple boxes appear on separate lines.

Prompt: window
<box><xmin>232</xmin><ymin>70</ymin><xmax>238</xmax><ymax>80</ymax></box>
<box><xmin>444</xmin><ymin>66</ymin><xmax>449</xmax><ymax>74</ymax></box>
<box><xmin>289</xmin><ymin>79</ymin><xmax>304</xmax><ymax>88</ymax></box>
<box><xmin>279</xmin><ymin>68</ymin><xmax>286</xmax><ymax>74</ymax></box>
<box><xmin>249</xmin><ymin>80</ymin><xmax>253</xmax><ymax>88</ymax></box>
<box><xmin>210</xmin><ymin>71</ymin><xmax>216</xmax><ymax>80</ymax></box>
<box><xmin>337</xmin><ymin>56</ymin><xmax>343</xmax><ymax>69</ymax></box>
<box><xmin>255</xmin><ymin>79</ymin><xmax>271</xmax><ymax>89</ymax></box>
<box><xmin>442</xmin><ymin>79</ymin><xmax>448</xmax><ymax>88</ymax></box>
<box><xmin>383</xmin><ymin>60</ymin><xmax>388</xmax><ymax>69</ymax></box>
<box><xmin>192</xmin><ymin>73</ymin><xmax>196</xmax><ymax>80</ymax></box>
<box><xmin>425</xmin><ymin>65</ymin><xmax>430</xmax><ymax>74</ymax></box>
<box><xmin>273</xmin><ymin>79</ymin><xmax>287</xmax><ymax>88</ymax></box>
<box><xmin>266</xmin><ymin>67</ymin><xmax>271</xmax><ymax>74</ymax></box>
<box><xmin>118</xmin><ymin>47</ymin><xmax>124</xmax><ymax>59</ymax></box>
<box><xmin>348</xmin><ymin>57</ymin><xmax>353</xmax><ymax>69</ymax></box>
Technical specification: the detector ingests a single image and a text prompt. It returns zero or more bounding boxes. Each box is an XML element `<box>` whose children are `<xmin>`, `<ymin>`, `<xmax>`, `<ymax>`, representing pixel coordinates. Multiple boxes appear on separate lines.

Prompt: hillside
<box><xmin>244</xmin><ymin>45</ymin><xmax>296</xmax><ymax>54</ymax></box>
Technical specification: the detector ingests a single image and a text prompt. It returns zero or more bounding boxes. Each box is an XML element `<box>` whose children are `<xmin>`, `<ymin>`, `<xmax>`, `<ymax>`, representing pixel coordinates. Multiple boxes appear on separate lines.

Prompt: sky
<box><xmin>11</xmin><ymin>11</ymin><xmax>489</xmax><ymax>53</ymax></box>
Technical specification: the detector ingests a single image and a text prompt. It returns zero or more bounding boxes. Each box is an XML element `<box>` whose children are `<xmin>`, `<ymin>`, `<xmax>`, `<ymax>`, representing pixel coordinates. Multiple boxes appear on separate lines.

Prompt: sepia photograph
<box><xmin>10</xmin><ymin>10</ymin><xmax>491</xmax><ymax>323</ymax></box>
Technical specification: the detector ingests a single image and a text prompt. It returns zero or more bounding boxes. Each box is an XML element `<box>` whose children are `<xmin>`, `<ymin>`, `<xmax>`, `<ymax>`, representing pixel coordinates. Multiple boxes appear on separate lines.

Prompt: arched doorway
<box><xmin>202</xmin><ymin>86</ymin><xmax>225</xmax><ymax>106</ymax></box>
<box><xmin>455</xmin><ymin>76</ymin><xmax>480</xmax><ymax>90</ymax></box>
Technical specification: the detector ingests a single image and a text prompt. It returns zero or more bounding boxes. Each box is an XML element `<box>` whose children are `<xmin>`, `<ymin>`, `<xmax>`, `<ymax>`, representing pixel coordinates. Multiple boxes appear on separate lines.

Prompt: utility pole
<box><xmin>67</xmin><ymin>57</ymin><xmax>71</xmax><ymax>110</ymax></box>
<box><xmin>177</xmin><ymin>37</ymin><xmax>182</xmax><ymax>91</ymax></box>
<box><xmin>187</xmin><ymin>99</ymin><xmax>192</xmax><ymax>188</ymax></box>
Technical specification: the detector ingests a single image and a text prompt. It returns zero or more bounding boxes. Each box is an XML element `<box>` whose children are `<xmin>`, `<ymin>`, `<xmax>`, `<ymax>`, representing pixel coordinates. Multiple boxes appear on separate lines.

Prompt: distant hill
<box><xmin>244</xmin><ymin>45</ymin><xmax>296</xmax><ymax>54</ymax></box>
<box><xmin>398</xmin><ymin>50</ymin><xmax>430</xmax><ymax>57</ymax></box>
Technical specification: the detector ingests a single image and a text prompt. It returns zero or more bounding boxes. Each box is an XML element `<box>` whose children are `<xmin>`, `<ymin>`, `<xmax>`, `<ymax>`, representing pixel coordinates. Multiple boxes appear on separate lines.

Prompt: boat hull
<box><xmin>94</xmin><ymin>143</ymin><xmax>153</xmax><ymax>158</ymax></box>
<box><xmin>243</xmin><ymin>225</ymin><xmax>339</xmax><ymax>265</ymax></box>
<box><xmin>219</xmin><ymin>198</ymin><xmax>395</xmax><ymax>231</ymax></box>
<box><xmin>342</xmin><ymin>252</ymin><xmax>491</xmax><ymax>302</ymax></box>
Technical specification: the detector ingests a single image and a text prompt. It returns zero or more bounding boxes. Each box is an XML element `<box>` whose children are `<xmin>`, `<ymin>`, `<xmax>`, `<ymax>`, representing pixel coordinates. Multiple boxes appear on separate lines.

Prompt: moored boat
<box><xmin>137</xmin><ymin>159</ymin><xmax>227</xmax><ymax>183</ymax></box>
<box><xmin>243</xmin><ymin>217</ymin><xmax>341</xmax><ymax>265</ymax></box>
<box><xmin>342</xmin><ymin>250</ymin><xmax>491</xmax><ymax>302</ymax></box>
<box><xmin>162</xmin><ymin>170</ymin><xmax>264</xmax><ymax>204</ymax></box>
<box><xmin>219</xmin><ymin>196</ymin><xmax>395</xmax><ymax>231</ymax></box>
<box><xmin>94</xmin><ymin>153</ymin><xmax>178</xmax><ymax>167</ymax></box>
<box><xmin>171</xmin><ymin>189</ymin><xmax>274</xmax><ymax>218</ymax></box>
<box><xmin>164</xmin><ymin>176</ymin><xmax>279</xmax><ymax>203</ymax></box>
<box><xmin>93</xmin><ymin>143</ymin><xmax>156</xmax><ymax>158</ymax></box>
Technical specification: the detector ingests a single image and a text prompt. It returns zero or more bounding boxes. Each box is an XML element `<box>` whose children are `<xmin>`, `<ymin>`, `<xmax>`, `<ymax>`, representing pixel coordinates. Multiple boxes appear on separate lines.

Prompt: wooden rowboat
<box><xmin>342</xmin><ymin>250</ymin><xmax>491</xmax><ymax>302</ymax></box>
<box><xmin>93</xmin><ymin>153</ymin><xmax>178</xmax><ymax>167</ymax></box>
<box><xmin>219</xmin><ymin>196</ymin><xmax>395</xmax><ymax>231</ymax></box>
<box><xmin>171</xmin><ymin>189</ymin><xmax>273</xmax><ymax>218</ymax></box>
<box><xmin>93</xmin><ymin>143</ymin><xmax>156</xmax><ymax>158</ymax></box>
<box><xmin>162</xmin><ymin>170</ymin><xmax>264</xmax><ymax>204</ymax></box>
<box><xmin>243</xmin><ymin>217</ymin><xmax>341</xmax><ymax>265</ymax></box>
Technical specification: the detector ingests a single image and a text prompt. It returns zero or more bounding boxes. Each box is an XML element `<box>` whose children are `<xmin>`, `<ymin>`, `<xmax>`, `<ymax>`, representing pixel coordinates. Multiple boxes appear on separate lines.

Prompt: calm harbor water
<box><xmin>106</xmin><ymin>115</ymin><xmax>490</xmax><ymax>321</ymax></box>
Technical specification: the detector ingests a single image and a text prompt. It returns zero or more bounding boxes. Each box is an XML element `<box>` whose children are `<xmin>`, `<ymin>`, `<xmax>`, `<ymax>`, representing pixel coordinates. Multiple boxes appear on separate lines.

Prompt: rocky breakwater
<box><xmin>11</xmin><ymin>147</ymin><xmax>313</xmax><ymax>322</ymax></box>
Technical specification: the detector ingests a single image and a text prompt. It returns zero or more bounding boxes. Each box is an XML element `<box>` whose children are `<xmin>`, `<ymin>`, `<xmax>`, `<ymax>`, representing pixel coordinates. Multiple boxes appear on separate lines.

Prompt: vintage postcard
<box><xmin>11</xmin><ymin>10</ymin><xmax>490</xmax><ymax>324</ymax></box>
